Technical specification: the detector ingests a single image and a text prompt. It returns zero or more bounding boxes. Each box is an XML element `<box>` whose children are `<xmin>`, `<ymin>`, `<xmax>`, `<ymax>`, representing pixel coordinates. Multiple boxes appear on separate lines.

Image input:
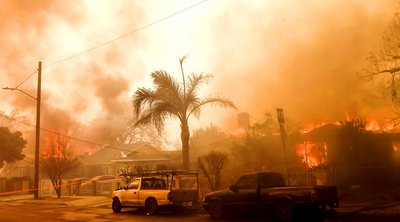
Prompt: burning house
<box><xmin>294</xmin><ymin>120</ymin><xmax>400</xmax><ymax>191</ymax></box>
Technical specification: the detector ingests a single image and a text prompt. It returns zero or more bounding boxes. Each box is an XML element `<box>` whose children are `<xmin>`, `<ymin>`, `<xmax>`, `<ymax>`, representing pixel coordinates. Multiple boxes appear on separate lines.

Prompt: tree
<box><xmin>197</xmin><ymin>151</ymin><xmax>228</xmax><ymax>191</ymax></box>
<box><xmin>40</xmin><ymin>129</ymin><xmax>80</xmax><ymax>198</ymax></box>
<box><xmin>0</xmin><ymin>126</ymin><xmax>26</xmax><ymax>168</ymax></box>
<box><xmin>116</xmin><ymin>124</ymin><xmax>170</xmax><ymax>148</ymax></box>
<box><xmin>132</xmin><ymin>56</ymin><xmax>235</xmax><ymax>170</ymax></box>
<box><xmin>231</xmin><ymin>112</ymin><xmax>303</xmax><ymax>172</ymax></box>
<box><xmin>231</xmin><ymin>112</ymin><xmax>288</xmax><ymax>172</ymax></box>
<box><xmin>190</xmin><ymin>124</ymin><xmax>227</xmax><ymax>156</ymax></box>
<box><xmin>364</xmin><ymin>9</ymin><xmax>400</xmax><ymax>117</ymax></box>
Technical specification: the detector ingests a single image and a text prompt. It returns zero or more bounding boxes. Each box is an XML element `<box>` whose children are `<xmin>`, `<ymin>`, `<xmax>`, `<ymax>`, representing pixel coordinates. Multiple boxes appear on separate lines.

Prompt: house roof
<box><xmin>111</xmin><ymin>143</ymin><xmax>171</xmax><ymax>163</ymax></box>
<box><xmin>80</xmin><ymin>143</ymin><xmax>170</xmax><ymax>165</ymax></box>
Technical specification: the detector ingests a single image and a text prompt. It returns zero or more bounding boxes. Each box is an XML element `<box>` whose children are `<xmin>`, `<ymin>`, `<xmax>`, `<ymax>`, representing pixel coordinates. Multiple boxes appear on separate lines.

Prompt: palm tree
<box><xmin>132</xmin><ymin>56</ymin><xmax>235</xmax><ymax>170</ymax></box>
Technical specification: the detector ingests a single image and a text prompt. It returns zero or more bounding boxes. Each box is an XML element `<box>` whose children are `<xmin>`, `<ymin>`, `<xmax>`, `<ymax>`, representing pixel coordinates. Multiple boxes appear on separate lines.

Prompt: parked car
<box><xmin>111</xmin><ymin>170</ymin><xmax>199</xmax><ymax>214</ymax></box>
<box><xmin>202</xmin><ymin>172</ymin><xmax>339</xmax><ymax>221</ymax></box>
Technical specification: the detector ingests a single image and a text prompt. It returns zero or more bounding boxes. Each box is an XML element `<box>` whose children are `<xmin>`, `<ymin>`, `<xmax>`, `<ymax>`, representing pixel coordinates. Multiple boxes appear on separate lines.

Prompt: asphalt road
<box><xmin>0</xmin><ymin>198</ymin><xmax>399</xmax><ymax>222</ymax></box>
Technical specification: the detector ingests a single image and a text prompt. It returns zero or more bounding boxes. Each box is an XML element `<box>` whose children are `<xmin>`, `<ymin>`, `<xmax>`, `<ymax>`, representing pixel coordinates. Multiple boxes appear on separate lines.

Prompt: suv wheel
<box><xmin>274</xmin><ymin>199</ymin><xmax>294</xmax><ymax>221</ymax></box>
<box><xmin>209</xmin><ymin>200</ymin><xmax>224</xmax><ymax>219</ymax></box>
<box><xmin>112</xmin><ymin>198</ymin><xmax>122</xmax><ymax>213</ymax></box>
<box><xmin>145</xmin><ymin>198</ymin><xmax>158</xmax><ymax>215</ymax></box>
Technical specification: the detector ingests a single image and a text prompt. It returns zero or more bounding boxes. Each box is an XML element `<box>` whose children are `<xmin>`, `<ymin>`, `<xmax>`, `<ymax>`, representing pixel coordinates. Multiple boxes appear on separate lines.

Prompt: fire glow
<box><xmin>296</xmin><ymin>141</ymin><xmax>328</xmax><ymax>168</ymax></box>
<box><xmin>295</xmin><ymin>118</ymin><xmax>397</xmax><ymax>168</ymax></box>
<box><xmin>365</xmin><ymin>120</ymin><xmax>395</xmax><ymax>132</ymax></box>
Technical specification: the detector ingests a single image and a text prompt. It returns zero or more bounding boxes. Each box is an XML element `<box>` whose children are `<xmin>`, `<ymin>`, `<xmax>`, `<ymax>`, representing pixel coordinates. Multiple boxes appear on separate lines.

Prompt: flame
<box><xmin>365</xmin><ymin>120</ymin><xmax>395</xmax><ymax>132</ymax></box>
<box><xmin>296</xmin><ymin>141</ymin><xmax>327</xmax><ymax>167</ymax></box>
<box><xmin>300</xmin><ymin>122</ymin><xmax>340</xmax><ymax>134</ymax></box>
<box><xmin>41</xmin><ymin>131</ymin><xmax>75</xmax><ymax>159</ymax></box>
<box><xmin>296</xmin><ymin>117</ymin><xmax>396</xmax><ymax>168</ymax></box>
<box><xmin>345</xmin><ymin>112</ymin><xmax>353</xmax><ymax>122</ymax></box>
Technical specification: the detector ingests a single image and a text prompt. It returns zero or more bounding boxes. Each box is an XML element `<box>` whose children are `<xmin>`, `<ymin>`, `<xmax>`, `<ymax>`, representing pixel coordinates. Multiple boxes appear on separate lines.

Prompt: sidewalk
<box><xmin>0</xmin><ymin>194</ymin><xmax>34</xmax><ymax>202</ymax></box>
<box><xmin>337</xmin><ymin>199</ymin><xmax>400</xmax><ymax>219</ymax></box>
<box><xmin>64</xmin><ymin>196</ymin><xmax>111</xmax><ymax>207</ymax></box>
<box><xmin>0</xmin><ymin>194</ymin><xmax>111</xmax><ymax>208</ymax></box>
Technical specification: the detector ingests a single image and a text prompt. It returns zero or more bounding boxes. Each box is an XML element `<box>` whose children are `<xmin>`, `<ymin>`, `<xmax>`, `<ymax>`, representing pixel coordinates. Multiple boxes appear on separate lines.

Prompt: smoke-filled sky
<box><xmin>0</xmin><ymin>0</ymin><xmax>398</xmax><ymax>152</ymax></box>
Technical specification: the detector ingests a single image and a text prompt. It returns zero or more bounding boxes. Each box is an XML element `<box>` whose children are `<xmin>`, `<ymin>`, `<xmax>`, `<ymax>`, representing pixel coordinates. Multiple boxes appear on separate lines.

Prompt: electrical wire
<box><xmin>1</xmin><ymin>68</ymin><xmax>38</xmax><ymax>101</ymax></box>
<box><xmin>0</xmin><ymin>144</ymin><xmax>33</xmax><ymax>163</ymax></box>
<box><xmin>1</xmin><ymin>1</ymin><xmax>209</xmax><ymax>153</ymax></box>
<box><xmin>0</xmin><ymin>113</ymin><xmax>135</xmax><ymax>153</ymax></box>
<box><xmin>44</xmin><ymin>0</ymin><xmax>209</xmax><ymax>69</ymax></box>
<box><xmin>2</xmin><ymin>0</ymin><xmax>208</xmax><ymax>95</ymax></box>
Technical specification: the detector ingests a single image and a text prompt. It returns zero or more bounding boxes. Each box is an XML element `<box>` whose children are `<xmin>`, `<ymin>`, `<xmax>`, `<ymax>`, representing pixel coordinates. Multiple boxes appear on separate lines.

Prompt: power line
<box><xmin>1</xmin><ymin>1</ymin><xmax>209</xmax><ymax>152</ymax></box>
<box><xmin>3</xmin><ymin>0</ymin><xmax>208</xmax><ymax>101</ymax></box>
<box><xmin>0</xmin><ymin>113</ymin><xmax>134</xmax><ymax>153</ymax></box>
<box><xmin>14</xmin><ymin>68</ymin><xmax>39</xmax><ymax>89</ymax></box>
<box><xmin>40</xmin><ymin>127</ymin><xmax>134</xmax><ymax>153</ymax></box>
<box><xmin>1</xmin><ymin>68</ymin><xmax>38</xmax><ymax>101</ymax></box>
<box><xmin>44</xmin><ymin>0</ymin><xmax>208</xmax><ymax>69</ymax></box>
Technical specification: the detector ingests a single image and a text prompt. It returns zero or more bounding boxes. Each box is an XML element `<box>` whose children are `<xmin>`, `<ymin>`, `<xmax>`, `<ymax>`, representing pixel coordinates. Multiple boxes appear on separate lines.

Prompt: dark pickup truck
<box><xmin>202</xmin><ymin>172</ymin><xmax>338</xmax><ymax>221</ymax></box>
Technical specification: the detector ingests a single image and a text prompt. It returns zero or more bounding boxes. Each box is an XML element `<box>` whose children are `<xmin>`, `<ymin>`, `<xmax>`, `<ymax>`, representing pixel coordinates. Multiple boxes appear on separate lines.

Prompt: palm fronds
<box><xmin>188</xmin><ymin>96</ymin><xmax>236</xmax><ymax>119</ymax></box>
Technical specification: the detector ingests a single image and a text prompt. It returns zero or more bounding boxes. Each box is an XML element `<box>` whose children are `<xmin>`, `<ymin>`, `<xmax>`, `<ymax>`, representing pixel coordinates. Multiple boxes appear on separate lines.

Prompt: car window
<box><xmin>141</xmin><ymin>179</ymin><xmax>153</xmax><ymax>189</ymax></box>
<box><xmin>128</xmin><ymin>179</ymin><xmax>139</xmax><ymax>189</ymax></box>
<box><xmin>153</xmin><ymin>179</ymin><xmax>166</xmax><ymax>189</ymax></box>
<box><xmin>141</xmin><ymin>178</ymin><xmax>167</xmax><ymax>189</ymax></box>
<box><xmin>235</xmin><ymin>175</ymin><xmax>256</xmax><ymax>189</ymax></box>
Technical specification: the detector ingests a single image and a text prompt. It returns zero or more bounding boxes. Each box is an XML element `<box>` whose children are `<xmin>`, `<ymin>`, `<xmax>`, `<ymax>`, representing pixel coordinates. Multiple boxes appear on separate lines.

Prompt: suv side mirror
<box><xmin>229</xmin><ymin>185</ymin><xmax>238</xmax><ymax>192</ymax></box>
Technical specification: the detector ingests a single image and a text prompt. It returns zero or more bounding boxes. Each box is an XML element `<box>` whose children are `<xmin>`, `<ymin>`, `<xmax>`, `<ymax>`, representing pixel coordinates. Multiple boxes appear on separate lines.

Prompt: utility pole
<box><xmin>277</xmin><ymin>108</ymin><xmax>290</xmax><ymax>185</ymax></box>
<box><xmin>34</xmin><ymin>61</ymin><xmax>42</xmax><ymax>199</ymax></box>
<box><xmin>3</xmin><ymin>61</ymin><xmax>42</xmax><ymax>199</ymax></box>
<box><xmin>2</xmin><ymin>61</ymin><xmax>42</xmax><ymax>199</ymax></box>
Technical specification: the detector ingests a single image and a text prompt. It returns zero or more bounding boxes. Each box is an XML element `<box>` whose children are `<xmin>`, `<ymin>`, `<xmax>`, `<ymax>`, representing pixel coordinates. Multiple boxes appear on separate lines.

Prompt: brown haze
<box><xmin>0</xmin><ymin>0</ymin><xmax>399</xmax><ymax>156</ymax></box>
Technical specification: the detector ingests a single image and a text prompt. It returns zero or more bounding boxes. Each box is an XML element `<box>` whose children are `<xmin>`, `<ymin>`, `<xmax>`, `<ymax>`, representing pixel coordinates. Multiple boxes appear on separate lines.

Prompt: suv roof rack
<box><xmin>119</xmin><ymin>169</ymin><xmax>198</xmax><ymax>178</ymax></box>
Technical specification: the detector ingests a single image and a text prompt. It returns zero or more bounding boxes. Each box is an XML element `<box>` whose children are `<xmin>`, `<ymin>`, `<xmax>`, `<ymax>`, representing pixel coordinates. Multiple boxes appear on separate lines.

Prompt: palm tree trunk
<box><xmin>181</xmin><ymin>119</ymin><xmax>190</xmax><ymax>170</ymax></box>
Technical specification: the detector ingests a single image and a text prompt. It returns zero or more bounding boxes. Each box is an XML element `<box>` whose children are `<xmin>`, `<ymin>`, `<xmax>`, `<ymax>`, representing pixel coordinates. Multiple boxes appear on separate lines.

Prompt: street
<box><xmin>1</xmin><ymin>197</ymin><xmax>400</xmax><ymax>222</ymax></box>
<box><xmin>0</xmin><ymin>199</ymin><xmax>216</xmax><ymax>222</ymax></box>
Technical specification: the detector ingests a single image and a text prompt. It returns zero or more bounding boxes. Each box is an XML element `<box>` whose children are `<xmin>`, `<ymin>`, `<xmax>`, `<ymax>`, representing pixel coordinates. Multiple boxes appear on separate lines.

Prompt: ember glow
<box><xmin>296</xmin><ymin>141</ymin><xmax>328</xmax><ymax>168</ymax></box>
<box><xmin>365</xmin><ymin>120</ymin><xmax>395</xmax><ymax>132</ymax></box>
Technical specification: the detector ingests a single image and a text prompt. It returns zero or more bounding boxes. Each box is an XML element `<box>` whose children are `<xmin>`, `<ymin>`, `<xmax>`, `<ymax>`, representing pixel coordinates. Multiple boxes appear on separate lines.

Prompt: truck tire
<box><xmin>209</xmin><ymin>200</ymin><xmax>224</xmax><ymax>219</ymax></box>
<box><xmin>274</xmin><ymin>199</ymin><xmax>294</xmax><ymax>222</ymax></box>
<box><xmin>145</xmin><ymin>198</ymin><xmax>158</xmax><ymax>215</ymax></box>
<box><xmin>112</xmin><ymin>198</ymin><xmax>122</xmax><ymax>213</ymax></box>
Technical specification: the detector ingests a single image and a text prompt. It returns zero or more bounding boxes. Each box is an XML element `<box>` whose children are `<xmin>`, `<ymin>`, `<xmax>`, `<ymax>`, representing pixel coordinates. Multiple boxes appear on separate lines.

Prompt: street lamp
<box><xmin>2</xmin><ymin>61</ymin><xmax>42</xmax><ymax>199</ymax></box>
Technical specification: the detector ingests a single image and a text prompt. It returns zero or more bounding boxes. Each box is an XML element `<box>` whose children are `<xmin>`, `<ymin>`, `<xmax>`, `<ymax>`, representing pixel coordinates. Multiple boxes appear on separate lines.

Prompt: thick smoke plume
<box><xmin>206</xmin><ymin>0</ymin><xmax>397</xmax><ymax>129</ymax></box>
<box><xmin>1</xmin><ymin>0</ymin><xmax>399</xmax><ymax>156</ymax></box>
